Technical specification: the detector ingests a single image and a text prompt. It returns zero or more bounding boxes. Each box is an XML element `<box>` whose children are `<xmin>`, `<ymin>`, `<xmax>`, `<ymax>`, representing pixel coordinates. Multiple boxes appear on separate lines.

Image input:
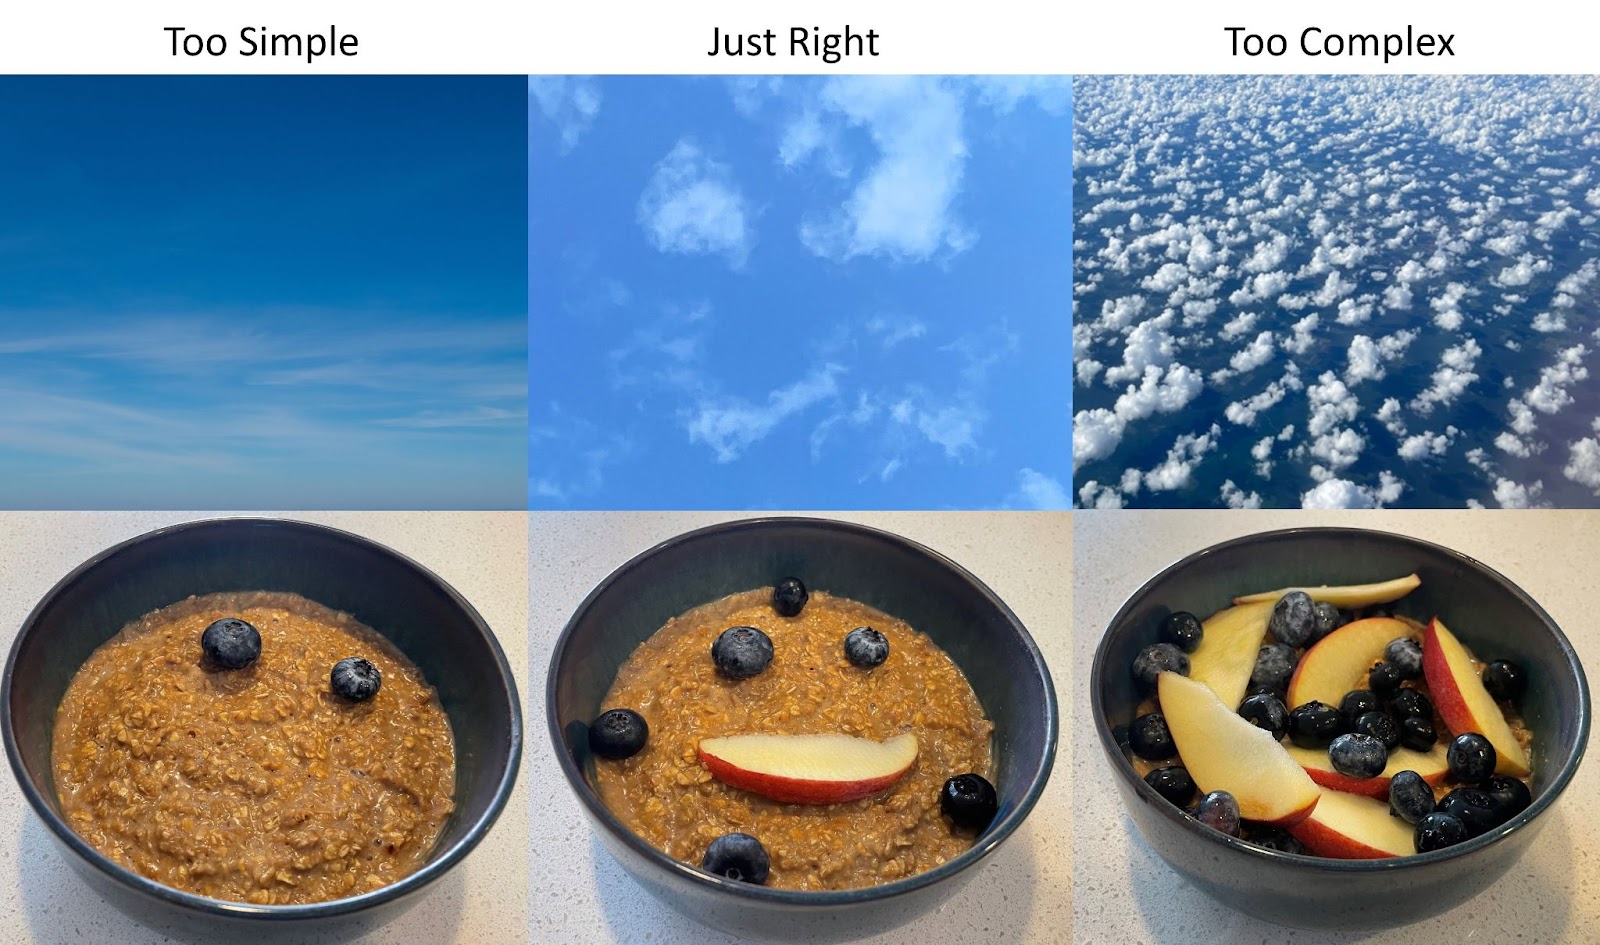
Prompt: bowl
<box><xmin>3</xmin><ymin>517</ymin><xmax>522</xmax><ymax>938</ymax></box>
<box><xmin>547</xmin><ymin>516</ymin><xmax>1057</xmax><ymax>942</ymax></box>
<box><xmin>1091</xmin><ymin>526</ymin><xmax>1590</xmax><ymax>931</ymax></box>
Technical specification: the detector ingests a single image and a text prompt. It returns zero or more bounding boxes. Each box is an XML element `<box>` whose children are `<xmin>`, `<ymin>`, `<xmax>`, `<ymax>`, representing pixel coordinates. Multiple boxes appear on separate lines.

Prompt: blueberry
<box><xmin>941</xmin><ymin>773</ymin><xmax>999</xmax><ymax>830</ymax></box>
<box><xmin>1245</xmin><ymin>679</ymin><xmax>1288</xmax><ymax>702</ymax></box>
<box><xmin>1328</xmin><ymin>733</ymin><xmax>1387</xmax><ymax>779</ymax></box>
<box><xmin>1482</xmin><ymin>660</ymin><xmax>1525</xmax><ymax>703</ymax></box>
<box><xmin>1238</xmin><ymin>693</ymin><xmax>1288</xmax><ymax>740</ymax></box>
<box><xmin>712</xmin><ymin>626</ymin><xmax>774</xmax><ymax>678</ymax></box>
<box><xmin>1287</xmin><ymin>701</ymin><xmax>1342</xmax><ymax>748</ymax></box>
<box><xmin>201</xmin><ymin>617</ymin><xmax>260</xmax><ymax>670</ymax></box>
<box><xmin>1269</xmin><ymin>591</ymin><xmax>1316</xmax><ymax>648</ymax></box>
<box><xmin>1437</xmin><ymin>787</ymin><xmax>1503</xmax><ymax>838</ymax></box>
<box><xmin>1249</xmin><ymin>829</ymin><xmax>1305</xmax><ymax>854</ymax></box>
<box><xmin>330</xmin><ymin>657</ymin><xmax>381</xmax><ymax>701</ymax></box>
<box><xmin>1338</xmin><ymin>689</ymin><xmax>1383</xmax><ymax>730</ymax></box>
<box><xmin>1384</xmin><ymin>638</ymin><xmax>1424</xmax><ymax>680</ymax></box>
<box><xmin>1196</xmin><ymin>790</ymin><xmax>1241</xmax><ymax>837</ymax></box>
<box><xmin>842</xmin><ymin>626</ymin><xmax>890</xmax><ymax>669</ymax></box>
<box><xmin>1132</xmin><ymin>643</ymin><xmax>1189</xmax><ymax>693</ymax></box>
<box><xmin>701</xmin><ymin>833</ymin><xmax>770</xmax><ymax>884</ymax></box>
<box><xmin>1481</xmin><ymin>775</ymin><xmax>1532</xmax><ymax>822</ymax></box>
<box><xmin>1388</xmin><ymin>687</ymin><xmax>1434</xmax><ymax>722</ymax></box>
<box><xmin>772</xmin><ymin>578</ymin><xmax>808</xmax><ymax>617</ymax></box>
<box><xmin>1144</xmin><ymin>766</ymin><xmax>1195</xmax><ymax>808</ymax></box>
<box><xmin>1399</xmin><ymin>715</ymin><xmax>1438</xmax><ymax>752</ymax></box>
<box><xmin>1352</xmin><ymin>711</ymin><xmax>1400</xmax><ymax>751</ymax></box>
<box><xmin>1414</xmin><ymin>811</ymin><xmax>1469</xmax><ymax>853</ymax></box>
<box><xmin>1250</xmin><ymin>643</ymin><xmax>1300</xmax><ymax>695</ymax></box>
<box><xmin>1159</xmin><ymin>611</ymin><xmax>1204</xmax><ymax>653</ymax></box>
<box><xmin>1129</xmin><ymin>712</ymin><xmax>1177</xmax><ymax>760</ymax></box>
<box><xmin>1389</xmin><ymin>770</ymin><xmax>1435</xmax><ymax>825</ymax></box>
<box><xmin>1447</xmin><ymin>733</ymin><xmax>1497</xmax><ymax>783</ymax></box>
<box><xmin>1368</xmin><ymin>661</ymin><xmax>1403</xmax><ymax>695</ymax></box>
<box><xmin>1310</xmin><ymin>602</ymin><xmax>1346</xmax><ymax>642</ymax></box>
<box><xmin>589</xmin><ymin>708</ymin><xmax>648</xmax><ymax>760</ymax></box>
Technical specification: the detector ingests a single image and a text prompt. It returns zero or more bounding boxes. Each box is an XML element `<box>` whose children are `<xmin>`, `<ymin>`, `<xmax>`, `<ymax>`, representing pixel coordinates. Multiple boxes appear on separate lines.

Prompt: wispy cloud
<box><xmin>1005</xmin><ymin>467</ymin><xmax>1070</xmax><ymax>509</ymax></box>
<box><xmin>529</xmin><ymin>76</ymin><xmax>603</xmax><ymax>154</ymax></box>
<box><xmin>637</xmin><ymin>139</ymin><xmax>752</xmax><ymax>268</ymax></box>
<box><xmin>686</xmin><ymin>363</ymin><xmax>845</xmax><ymax>462</ymax></box>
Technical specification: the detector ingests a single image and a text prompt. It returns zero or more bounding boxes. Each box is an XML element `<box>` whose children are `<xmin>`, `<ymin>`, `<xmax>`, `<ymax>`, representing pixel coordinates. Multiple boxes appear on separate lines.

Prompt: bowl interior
<box><xmin>550</xmin><ymin>517</ymin><xmax>1057</xmax><ymax>899</ymax></box>
<box><xmin>5</xmin><ymin>518</ymin><xmax>521</xmax><ymax>915</ymax></box>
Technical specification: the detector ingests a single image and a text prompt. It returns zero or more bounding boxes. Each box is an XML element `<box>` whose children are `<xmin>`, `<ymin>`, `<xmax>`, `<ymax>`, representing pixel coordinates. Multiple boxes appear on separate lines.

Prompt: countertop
<box><xmin>528</xmin><ymin>512</ymin><xmax>1073</xmax><ymax>945</ymax></box>
<box><xmin>1071</xmin><ymin>510</ymin><xmax>1600</xmax><ymax>944</ymax></box>
<box><xmin>0</xmin><ymin>512</ymin><xmax>530</xmax><ymax>945</ymax></box>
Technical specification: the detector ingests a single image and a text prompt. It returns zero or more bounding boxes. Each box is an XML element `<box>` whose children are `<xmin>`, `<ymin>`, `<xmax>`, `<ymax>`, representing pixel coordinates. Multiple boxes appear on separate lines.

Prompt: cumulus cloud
<box><xmin>638</xmin><ymin>139</ymin><xmax>751</xmax><ymax>266</ymax></box>
<box><xmin>529</xmin><ymin>76</ymin><xmax>603</xmax><ymax>153</ymax></box>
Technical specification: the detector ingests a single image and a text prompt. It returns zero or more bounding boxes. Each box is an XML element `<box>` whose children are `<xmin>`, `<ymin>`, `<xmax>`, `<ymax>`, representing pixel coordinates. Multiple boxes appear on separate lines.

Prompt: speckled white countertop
<box><xmin>528</xmin><ymin>512</ymin><xmax>1073</xmax><ymax>945</ymax></box>
<box><xmin>1072</xmin><ymin>510</ymin><xmax>1600</xmax><ymax>944</ymax></box>
<box><xmin>0</xmin><ymin>512</ymin><xmax>529</xmax><ymax>945</ymax></box>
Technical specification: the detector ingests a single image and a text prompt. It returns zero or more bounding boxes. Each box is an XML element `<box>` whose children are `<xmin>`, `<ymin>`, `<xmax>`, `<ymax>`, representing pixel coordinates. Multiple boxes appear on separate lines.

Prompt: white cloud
<box><xmin>1008</xmin><ymin>467</ymin><xmax>1070</xmax><ymax>509</ymax></box>
<box><xmin>1143</xmin><ymin>424</ymin><xmax>1221</xmax><ymax>491</ymax></box>
<box><xmin>637</xmin><ymin>139</ymin><xmax>751</xmax><ymax>267</ymax></box>
<box><xmin>1492</xmin><ymin>477</ymin><xmax>1543</xmax><ymax>508</ymax></box>
<box><xmin>1221</xmin><ymin>479</ymin><xmax>1263</xmax><ymax>508</ymax></box>
<box><xmin>1412</xmin><ymin>338</ymin><xmax>1483</xmax><ymax>415</ymax></box>
<box><xmin>686</xmin><ymin>363</ymin><xmax>843</xmax><ymax>461</ymax></box>
<box><xmin>529</xmin><ymin>76</ymin><xmax>603</xmax><ymax>153</ymax></box>
<box><xmin>1301</xmin><ymin>471</ymin><xmax>1404</xmax><ymax>509</ymax></box>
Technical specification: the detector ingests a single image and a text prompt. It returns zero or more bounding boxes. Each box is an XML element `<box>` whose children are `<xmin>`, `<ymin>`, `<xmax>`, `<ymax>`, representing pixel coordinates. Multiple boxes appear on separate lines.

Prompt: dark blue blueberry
<box><xmin>771</xmin><ymin>578</ymin><xmax>809</xmax><ymax>617</ymax></box>
<box><xmin>1144</xmin><ymin>766</ymin><xmax>1195</xmax><ymax>808</ymax></box>
<box><xmin>1388</xmin><ymin>687</ymin><xmax>1434</xmax><ymax>722</ymax></box>
<box><xmin>589</xmin><ymin>708</ymin><xmax>648</xmax><ymax>760</ymax></box>
<box><xmin>1338</xmin><ymin>689</ymin><xmax>1383</xmax><ymax>730</ymax></box>
<box><xmin>1238</xmin><ymin>693</ymin><xmax>1289</xmax><ymax>740</ymax></box>
<box><xmin>1436</xmin><ymin>787</ymin><xmax>1503</xmax><ymax>838</ymax></box>
<box><xmin>1196</xmin><ymin>790</ymin><xmax>1241</xmax><ymax>837</ymax></box>
<box><xmin>1269</xmin><ymin>591</ymin><xmax>1316</xmax><ymax>648</ymax></box>
<box><xmin>843</xmin><ymin>626</ymin><xmax>889</xmax><ymax>668</ymax></box>
<box><xmin>1248</xmin><ymin>828</ymin><xmax>1305</xmax><ymax>854</ymax></box>
<box><xmin>330</xmin><ymin>656</ymin><xmax>381</xmax><ymax>701</ymax></box>
<box><xmin>1328</xmin><ymin>733</ymin><xmax>1387</xmax><ymax>779</ymax></box>
<box><xmin>1129</xmin><ymin>712</ymin><xmax>1177</xmax><ymax>760</ymax></box>
<box><xmin>1447</xmin><ymin>733</ymin><xmax>1497</xmax><ymax>783</ymax></box>
<box><xmin>941</xmin><ymin>773</ymin><xmax>999</xmax><ymax>830</ymax></box>
<box><xmin>1250</xmin><ymin>643</ymin><xmax>1300</xmax><ymax>695</ymax></box>
<box><xmin>1352</xmin><ymin>711</ymin><xmax>1400</xmax><ymax>751</ymax></box>
<box><xmin>1132</xmin><ymin>643</ymin><xmax>1189</xmax><ymax>693</ymax></box>
<box><xmin>1368</xmin><ymin>661</ymin><xmax>1403</xmax><ymax>696</ymax></box>
<box><xmin>1414</xmin><ymin>811</ymin><xmax>1468</xmax><ymax>853</ymax></box>
<box><xmin>1388</xmin><ymin>770</ymin><xmax>1434</xmax><ymax>825</ymax></box>
<box><xmin>701</xmin><ymin>833</ymin><xmax>770</xmax><ymax>884</ymax></box>
<box><xmin>1287</xmin><ymin>701</ymin><xmax>1342</xmax><ymax>748</ymax></box>
<box><xmin>1384</xmin><ymin>638</ymin><xmax>1424</xmax><ymax>680</ymax></box>
<box><xmin>201</xmin><ymin>617</ymin><xmax>260</xmax><ymax>670</ymax></box>
<box><xmin>712</xmin><ymin>626</ymin><xmax>774</xmax><ymax>678</ymax></box>
<box><xmin>1310</xmin><ymin>602</ymin><xmax>1346</xmax><ymax>643</ymax></box>
<box><xmin>1399</xmin><ymin>714</ymin><xmax>1437</xmax><ymax>752</ymax></box>
<box><xmin>1159</xmin><ymin>611</ymin><xmax>1204</xmax><ymax>653</ymax></box>
<box><xmin>1482</xmin><ymin>775</ymin><xmax>1532</xmax><ymax>822</ymax></box>
<box><xmin>1482</xmin><ymin>661</ymin><xmax>1525</xmax><ymax>703</ymax></box>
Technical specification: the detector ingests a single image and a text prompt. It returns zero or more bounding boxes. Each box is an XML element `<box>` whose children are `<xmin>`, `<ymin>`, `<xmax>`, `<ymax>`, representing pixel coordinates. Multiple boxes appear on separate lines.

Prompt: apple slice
<box><xmin>1159</xmin><ymin>672</ymin><xmax>1320</xmax><ymax>825</ymax></box>
<box><xmin>697</xmin><ymin>733</ymin><xmax>919</xmax><ymax>804</ymax></box>
<box><xmin>1289</xmin><ymin>788</ymin><xmax>1416</xmax><ymax>858</ymax></box>
<box><xmin>1285</xmin><ymin>743</ymin><xmax>1450</xmax><ymax>799</ymax></box>
<box><xmin>1188</xmin><ymin>600</ymin><xmax>1274</xmax><ymax>710</ymax></box>
<box><xmin>1422</xmin><ymin>618</ymin><xmax>1531</xmax><ymax>777</ymax></box>
<box><xmin>1286</xmin><ymin>617</ymin><xmax>1416</xmax><ymax>709</ymax></box>
<box><xmin>1233</xmin><ymin>573</ymin><xmax>1421</xmax><ymax>608</ymax></box>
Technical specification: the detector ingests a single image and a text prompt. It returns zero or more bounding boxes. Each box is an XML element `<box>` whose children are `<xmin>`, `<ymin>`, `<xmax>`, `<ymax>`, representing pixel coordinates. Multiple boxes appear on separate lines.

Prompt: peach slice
<box><xmin>1421</xmin><ymin>617</ymin><xmax>1531</xmax><ymax>777</ymax></box>
<box><xmin>1286</xmin><ymin>617</ymin><xmax>1416</xmax><ymax>709</ymax></box>
<box><xmin>1188</xmin><ymin>600</ymin><xmax>1274</xmax><ymax>710</ymax></box>
<box><xmin>697</xmin><ymin>733</ymin><xmax>919</xmax><ymax>804</ymax></box>
<box><xmin>1285</xmin><ymin>743</ymin><xmax>1450</xmax><ymax>799</ymax></box>
<box><xmin>1159</xmin><ymin>672</ymin><xmax>1320</xmax><ymax>825</ymax></box>
<box><xmin>1233</xmin><ymin>573</ymin><xmax>1421</xmax><ymax>608</ymax></box>
<box><xmin>1289</xmin><ymin>787</ymin><xmax>1416</xmax><ymax>858</ymax></box>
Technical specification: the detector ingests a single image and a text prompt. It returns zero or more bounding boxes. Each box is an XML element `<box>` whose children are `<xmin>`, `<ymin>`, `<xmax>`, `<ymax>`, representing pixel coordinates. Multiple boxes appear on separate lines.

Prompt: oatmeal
<box><xmin>595</xmin><ymin>588</ymin><xmax>993</xmax><ymax>891</ymax></box>
<box><xmin>52</xmin><ymin>592</ymin><xmax>455</xmax><ymax>905</ymax></box>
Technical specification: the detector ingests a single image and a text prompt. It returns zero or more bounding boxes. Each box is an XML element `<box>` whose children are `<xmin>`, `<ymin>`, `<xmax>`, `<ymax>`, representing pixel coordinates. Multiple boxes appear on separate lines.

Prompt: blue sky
<box><xmin>0</xmin><ymin>77</ymin><xmax>527</xmax><ymax>509</ymax></box>
<box><xmin>529</xmin><ymin>76</ymin><xmax>1072</xmax><ymax>510</ymax></box>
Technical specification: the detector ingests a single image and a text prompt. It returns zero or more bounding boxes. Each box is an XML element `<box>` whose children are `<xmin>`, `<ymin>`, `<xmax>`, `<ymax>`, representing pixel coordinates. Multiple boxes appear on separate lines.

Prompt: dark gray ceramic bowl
<box><xmin>1092</xmin><ymin>526</ymin><xmax>1589</xmax><ymax>931</ymax></box>
<box><xmin>2</xmin><ymin>518</ymin><xmax>522</xmax><ymax>939</ymax></box>
<box><xmin>548</xmin><ymin>517</ymin><xmax>1057</xmax><ymax>942</ymax></box>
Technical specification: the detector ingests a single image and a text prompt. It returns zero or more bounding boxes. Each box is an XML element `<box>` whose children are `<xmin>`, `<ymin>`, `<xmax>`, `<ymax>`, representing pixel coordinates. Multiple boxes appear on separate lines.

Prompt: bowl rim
<box><xmin>545</xmin><ymin>514</ymin><xmax>1060</xmax><ymax>906</ymax></box>
<box><xmin>1</xmin><ymin>515</ymin><xmax>524</xmax><ymax>920</ymax></box>
<box><xmin>1091</xmin><ymin>524</ymin><xmax>1591</xmax><ymax>873</ymax></box>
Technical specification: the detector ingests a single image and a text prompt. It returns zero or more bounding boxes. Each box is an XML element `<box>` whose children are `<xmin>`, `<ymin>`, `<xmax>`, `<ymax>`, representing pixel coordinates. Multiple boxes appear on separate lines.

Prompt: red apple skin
<box><xmin>1421</xmin><ymin>618</ymin><xmax>1531</xmax><ymax>777</ymax></box>
<box><xmin>1250</xmin><ymin>794</ymin><xmax>1320</xmax><ymax>828</ymax></box>
<box><xmin>1290</xmin><ymin>815</ymin><xmax>1401</xmax><ymax>859</ymax></box>
<box><xmin>1287</xmin><ymin>744</ymin><xmax>1451</xmax><ymax>799</ymax></box>
<box><xmin>695</xmin><ymin>747</ymin><xmax>914</xmax><ymax>804</ymax></box>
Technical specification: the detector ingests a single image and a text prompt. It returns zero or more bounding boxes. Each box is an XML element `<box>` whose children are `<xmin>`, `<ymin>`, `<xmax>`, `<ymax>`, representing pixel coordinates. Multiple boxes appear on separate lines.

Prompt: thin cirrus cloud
<box><xmin>528</xmin><ymin>76</ymin><xmax>603</xmax><ymax>154</ymax></box>
<box><xmin>636</xmin><ymin>139</ymin><xmax>752</xmax><ymax>268</ymax></box>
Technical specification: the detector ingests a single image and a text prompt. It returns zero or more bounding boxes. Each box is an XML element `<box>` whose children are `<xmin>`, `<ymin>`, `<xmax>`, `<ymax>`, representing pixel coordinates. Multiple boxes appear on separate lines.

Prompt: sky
<box><xmin>0</xmin><ymin>77</ymin><xmax>527</xmax><ymax>509</ymax></box>
<box><xmin>1073</xmin><ymin>75</ymin><xmax>1600</xmax><ymax>509</ymax></box>
<box><xmin>528</xmin><ymin>76</ymin><xmax>1072</xmax><ymax>510</ymax></box>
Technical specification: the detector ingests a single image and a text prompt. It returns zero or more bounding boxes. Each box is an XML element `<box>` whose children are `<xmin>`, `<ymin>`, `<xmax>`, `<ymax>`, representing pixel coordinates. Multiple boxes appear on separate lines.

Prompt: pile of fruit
<box><xmin>1123</xmin><ymin>574</ymin><xmax>1533</xmax><ymax>857</ymax></box>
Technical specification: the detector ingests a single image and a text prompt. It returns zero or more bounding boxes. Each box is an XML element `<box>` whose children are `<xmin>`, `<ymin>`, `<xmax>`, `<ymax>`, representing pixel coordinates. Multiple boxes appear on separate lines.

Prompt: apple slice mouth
<box><xmin>698</xmin><ymin>732</ymin><xmax>920</xmax><ymax>804</ymax></box>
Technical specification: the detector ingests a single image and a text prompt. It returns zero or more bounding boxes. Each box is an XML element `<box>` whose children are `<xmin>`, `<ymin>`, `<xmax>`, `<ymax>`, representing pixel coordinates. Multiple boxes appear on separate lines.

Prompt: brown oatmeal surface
<box><xmin>52</xmin><ymin>591</ymin><xmax>455</xmax><ymax>905</ymax></box>
<box><xmin>595</xmin><ymin>588</ymin><xmax>993</xmax><ymax>891</ymax></box>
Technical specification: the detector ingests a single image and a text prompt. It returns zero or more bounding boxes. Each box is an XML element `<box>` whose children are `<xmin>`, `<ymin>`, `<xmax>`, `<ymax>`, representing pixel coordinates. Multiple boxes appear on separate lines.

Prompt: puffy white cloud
<box><xmin>1411</xmin><ymin>338</ymin><xmax>1483</xmax><ymax>415</ymax></box>
<box><xmin>1221</xmin><ymin>479</ymin><xmax>1263</xmax><ymax>508</ymax></box>
<box><xmin>1565</xmin><ymin>436</ymin><xmax>1600</xmax><ymax>492</ymax></box>
<box><xmin>638</xmin><ymin>139</ymin><xmax>751</xmax><ymax>266</ymax></box>
<box><xmin>1143</xmin><ymin>424</ymin><xmax>1221</xmax><ymax>491</ymax></box>
<box><xmin>1524</xmin><ymin>344</ymin><xmax>1590</xmax><ymax>415</ymax></box>
<box><xmin>529</xmin><ymin>77</ymin><xmax>603</xmax><ymax>153</ymax></box>
<box><xmin>1211</xmin><ymin>330</ymin><xmax>1277</xmax><ymax>383</ymax></box>
<box><xmin>1492</xmin><ymin>253</ymin><xmax>1552</xmax><ymax>288</ymax></box>
<box><xmin>1398</xmin><ymin>426</ymin><xmax>1458</xmax><ymax>461</ymax></box>
<box><xmin>1073</xmin><ymin>362</ymin><xmax>1205</xmax><ymax>469</ymax></box>
<box><xmin>1219</xmin><ymin>311</ymin><xmax>1259</xmax><ymax>342</ymax></box>
<box><xmin>1009</xmin><ymin>468</ymin><xmax>1070</xmax><ymax>509</ymax></box>
<box><xmin>1077</xmin><ymin>479</ymin><xmax>1126</xmax><ymax>509</ymax></box>
<box><xmin>1492</xmin><ymin>477</ymin><xmax>1543</xmax><ymax>508</ymax></box>
<box><xmin>1301</xmin><ymin>471</ymin><xmax>1404</xmax><ymax>509</ymax></box>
